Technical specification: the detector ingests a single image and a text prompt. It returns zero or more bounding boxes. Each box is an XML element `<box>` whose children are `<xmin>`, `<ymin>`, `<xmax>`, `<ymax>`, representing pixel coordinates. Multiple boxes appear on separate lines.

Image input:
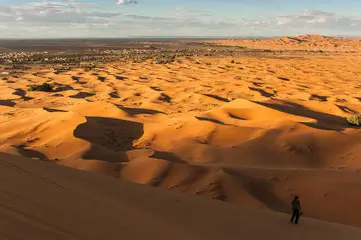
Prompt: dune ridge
<box><xmin>1</xmin><ymin>46</ymin><xmax>361</xmax><ymax>228</ymax></box>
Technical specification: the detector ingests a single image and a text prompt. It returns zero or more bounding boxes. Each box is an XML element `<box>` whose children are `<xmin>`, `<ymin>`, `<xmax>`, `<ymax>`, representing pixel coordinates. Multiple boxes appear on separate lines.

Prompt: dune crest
<box><xmin>1</xmin><ymin>40</ymin><xmax>361</xmax><ymax>228</ymax></box>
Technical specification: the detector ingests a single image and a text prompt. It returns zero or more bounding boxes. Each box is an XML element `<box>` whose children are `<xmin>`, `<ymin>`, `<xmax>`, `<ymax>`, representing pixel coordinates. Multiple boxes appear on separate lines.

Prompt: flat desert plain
<box><xmin>1</xmin><ymin>36</ymin><xmax>361</xmax><ymax>238</ymax></box>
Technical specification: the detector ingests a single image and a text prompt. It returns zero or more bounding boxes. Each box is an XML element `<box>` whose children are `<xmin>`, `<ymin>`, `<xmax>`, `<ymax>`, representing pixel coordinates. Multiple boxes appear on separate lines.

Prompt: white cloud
<box><xmin>0</xmin><ymin>1</ymin><xmax>360</xmax><ymax>38</ymax></box>
<box><xmin>276</xmin><ymin>17</ymin><xmax>292</xmax><ymax>25</ymax></box>
<box><xmin>273</xmin><ymin>9</ymin><xmax>361</xmax><ymax>31</ymax></box>
<box><xmin>116</xmin><ymin>0</ymin><xmax>138</xmax><ymax>5</ymax></box>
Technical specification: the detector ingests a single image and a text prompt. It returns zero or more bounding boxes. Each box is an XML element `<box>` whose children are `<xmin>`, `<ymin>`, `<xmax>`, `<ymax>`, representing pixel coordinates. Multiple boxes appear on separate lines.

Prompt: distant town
<box><xmin>0</xmin><ymin>39</ymin><xmax>331</xmax><ymax>77</ymax></box>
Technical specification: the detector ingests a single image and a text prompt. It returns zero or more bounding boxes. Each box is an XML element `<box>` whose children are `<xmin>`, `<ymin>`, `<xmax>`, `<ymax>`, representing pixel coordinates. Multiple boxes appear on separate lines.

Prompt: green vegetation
<box><xmin>28</xmin><ymin>83</ymin><xmax>53</xmax><ymax>92</ymax></box>
<box><xmin>347</xmin><ymin>115</ymin><xmax>361</xmax><ymax>126</ymax></box>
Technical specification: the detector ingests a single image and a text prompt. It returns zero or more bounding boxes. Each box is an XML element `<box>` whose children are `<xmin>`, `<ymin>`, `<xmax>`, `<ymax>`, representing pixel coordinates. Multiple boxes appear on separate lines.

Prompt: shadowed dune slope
<box><xmin>1</xmin><ymin>153</ymin><xmax>361</xmax><ymax>240</ymax></box>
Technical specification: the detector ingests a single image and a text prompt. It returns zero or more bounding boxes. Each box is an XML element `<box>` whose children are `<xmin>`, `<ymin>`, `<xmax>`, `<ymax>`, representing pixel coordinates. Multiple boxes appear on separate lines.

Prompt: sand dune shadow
<box><xmin>196</xmin><ymin>116</ymin><xmax>225</xmax><ymax>125</ymax></box>
<box><xmin>13</xmin><ymin>145</ymin><xmax>49</xmax><ymax>161</ymax></box>
<box><xmin>0</xmin><ymin>100</ymin><xmax>16</xmax><ymax>107</ymax></box>
<box><xmin>150</xmin><ymin>151</ymin><xmax>185</xmax><ymax>163</ymax></box>
<box><xmin>202</xmin><ymin>94</ymin><xmax>230</xmax><ymax>102</ymax></box>
<box><xmin>224</xmin><ymin>168</ymin><xmax>289</xmax><ymax>213</ymax></box>
<box><xmin>248</xmin><ymin>87</ymin><xmax>274</xmax><ymax>98</ymax></box>
<box><xmin>121</xmin><ymin>106</ymin><xmax>165</xmax><ymax>116</ymax></box>
<box><xmin>13</xmin><ymin>89</ymin><xmax>33</xmax><ymax>101</ymax></box>
<box><xmin>73</xmin><ymin>117</ymin><xmax>144</xmax><ymax>163</ymax></box>
<box><xmin>255</xmin><ymin>101</ymin><xmax>349</xmax><ymax>131</ymax></box>
<box><xmin>70</xmin><ymin>92</ymin><xmax>95</xmax><ymax>99</ymax></box>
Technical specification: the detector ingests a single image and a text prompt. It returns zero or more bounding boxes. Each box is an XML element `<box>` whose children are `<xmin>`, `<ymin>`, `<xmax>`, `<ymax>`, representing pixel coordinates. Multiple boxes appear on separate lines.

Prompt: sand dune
<box><xmin>211</xmin><ymin>34</ymin><xmax>361</xmax><ymax>52</ymax></box>
<box><xmin>1</xmin><ymin>37</ymin><xmax>361</xmax><ymax>229</ymax></box>
<box><xmin>2</xmin><ymin>153</ymin><xmax>361</xmax><ymax>240</ymax></box>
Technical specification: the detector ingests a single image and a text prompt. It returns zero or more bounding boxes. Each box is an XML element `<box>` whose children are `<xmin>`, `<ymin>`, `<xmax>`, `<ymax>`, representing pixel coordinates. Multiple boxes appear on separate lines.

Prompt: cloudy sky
<box><xmin>0</xmin><ymin>0</ymin><xmax>360</xmax><ymax>38</ymax></box>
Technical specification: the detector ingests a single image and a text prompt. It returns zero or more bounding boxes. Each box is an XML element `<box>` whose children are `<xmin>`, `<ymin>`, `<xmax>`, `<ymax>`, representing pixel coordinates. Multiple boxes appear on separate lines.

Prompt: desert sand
<box><xmin>1</xmin><ymin>36</ymin><xmax>361</xmax><ymax>233</ymax></box>
<box><xmin>211</xmin><ymin>34</ymin><xmax>361</xmax><ymax>52</ymax></box>
<box><xmin>2</xmin><ymin>152</ymin><xmax>361</xmax><ymax>240</ymax></box>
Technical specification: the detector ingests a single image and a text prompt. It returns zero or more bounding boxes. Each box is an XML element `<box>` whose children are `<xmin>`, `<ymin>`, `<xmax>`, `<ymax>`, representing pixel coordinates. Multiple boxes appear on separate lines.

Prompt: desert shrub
<box><xmin>347</xmin><ymin>115</ymin><xmax>361</xmax><ymax>126</ymax></box>
<box><xmin>72</xmin><ymin>76</ymin><xmax>80</xmax><ymax>81</ymax></box>
<box><xmin>109</xmin><ymin>91</ymin><xmax>120</xmax><ymax>98</ymax></box>
<box><xmin>98</xmin><ymin>76</ymin><xmax>106</xmax><ymax>82</ymax></box>
<box><xmin>28</xmin><ymin>83</ymin><xmax>53</xmax><ymax>92</ymax></box>
<box><xmin>54</xmin><ymin>83</ymin><xmax>73</xmax><ymax>92</ymax></box>
<box><xmin>231</xmin><ymin>60</ymin><xmax>235</xmax><ymax>64</ymax></box>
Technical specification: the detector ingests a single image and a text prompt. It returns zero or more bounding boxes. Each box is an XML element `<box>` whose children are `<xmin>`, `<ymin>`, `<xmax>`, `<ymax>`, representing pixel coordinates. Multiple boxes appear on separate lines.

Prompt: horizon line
<box><xmin>1</xmin><ymin>34</ymin><xmax>361</xmax><ymax>41</ymax></box>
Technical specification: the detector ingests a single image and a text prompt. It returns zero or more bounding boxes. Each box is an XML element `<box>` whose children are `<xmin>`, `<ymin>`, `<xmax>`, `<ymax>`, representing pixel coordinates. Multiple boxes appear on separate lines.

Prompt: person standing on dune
<box><xmin>290</xmin><ymin>196</ymin><xmax>302</xmax><ymax>224</ymax></box>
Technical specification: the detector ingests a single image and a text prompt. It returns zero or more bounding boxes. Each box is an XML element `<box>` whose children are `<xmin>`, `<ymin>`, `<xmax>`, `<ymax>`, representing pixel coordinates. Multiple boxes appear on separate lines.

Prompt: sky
<box><xmin>0</xmin><ymin>0</ymin><xmax>360</xmax><ymax>38</ymax></box>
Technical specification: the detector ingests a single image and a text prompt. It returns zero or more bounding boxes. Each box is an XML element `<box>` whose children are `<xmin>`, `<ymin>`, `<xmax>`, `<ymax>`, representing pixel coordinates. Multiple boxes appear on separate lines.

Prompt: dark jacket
<box><xmin>291</xmin><ymin>199</ymin><xmax>301</xmax><ymax>211</ymax></box>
